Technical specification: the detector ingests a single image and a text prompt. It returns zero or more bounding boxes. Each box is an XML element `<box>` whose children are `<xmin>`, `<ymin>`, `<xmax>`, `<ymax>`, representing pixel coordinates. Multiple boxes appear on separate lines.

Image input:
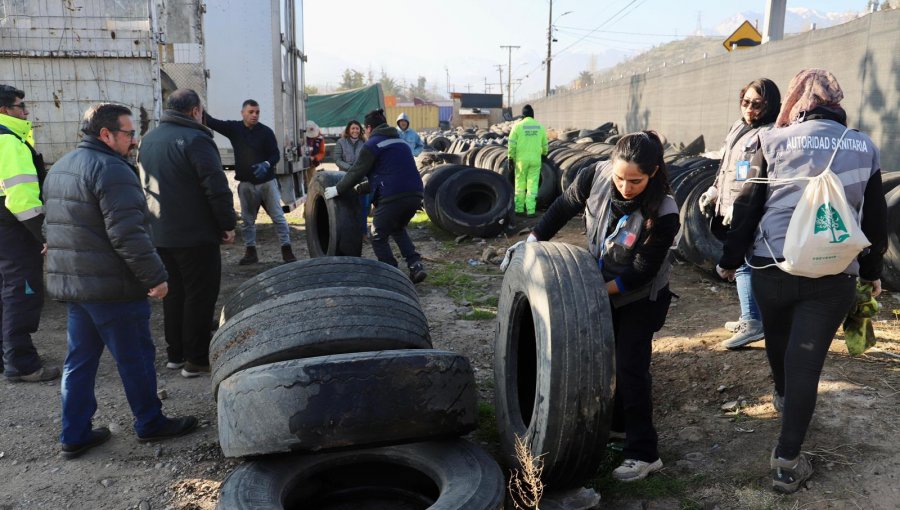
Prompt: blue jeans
<box><xmin>60</xmin><ymin>300</ymin><xmax>166</xmax><ymax>445</ymax></box>
<box><xmin>735</xmin><ymin>263</ymin><xmax>761</xmax><ymax>321</ymax></box>
<box><xmin>237</xmin><ymin>180</ymin><xmax>291</xmax><ymax>246</ymax></box>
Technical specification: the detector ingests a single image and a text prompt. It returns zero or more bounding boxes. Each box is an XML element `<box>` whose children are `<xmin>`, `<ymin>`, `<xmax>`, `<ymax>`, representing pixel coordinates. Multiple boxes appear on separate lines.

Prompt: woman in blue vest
<box><xmin>515</xmin><ymin>131</ymin><xmax>680</xmax><ymax>482</ymax></box>
<box><xmin>717</xmin><ymin>69</ymin><xmax>886</xmax><ymax>494</ymax></box>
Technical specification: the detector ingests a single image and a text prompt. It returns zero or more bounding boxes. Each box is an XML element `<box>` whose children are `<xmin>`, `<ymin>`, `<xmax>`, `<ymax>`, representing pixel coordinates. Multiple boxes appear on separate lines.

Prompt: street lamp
<box><xmin>545</xmin><ymin>1</ymin><xmax>573</xmax><ymax>97</ymax></box>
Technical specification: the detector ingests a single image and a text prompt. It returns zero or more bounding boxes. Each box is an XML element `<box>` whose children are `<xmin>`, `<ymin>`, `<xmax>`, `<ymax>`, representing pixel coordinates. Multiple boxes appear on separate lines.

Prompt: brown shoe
<box><xmin>239</xmin><ymin>246</ymin><xmax>258</xmax><ymax>265</ymax></box>
<box><xmin>9</xmin><ymin>366</ymin><xmax>61</xmax><ymax>383</ymax></box>
<box><xmin>281</xmin><ymin>244</ymin><xmax>297</xmax><ymax>263</ymax></box>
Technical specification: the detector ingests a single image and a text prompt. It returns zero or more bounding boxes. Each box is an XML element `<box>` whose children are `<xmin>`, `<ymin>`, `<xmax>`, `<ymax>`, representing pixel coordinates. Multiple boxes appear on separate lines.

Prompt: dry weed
<box><xmin>508</xmin><ymin>434</ymin><xmax>545</xmax><ymax>510</ymax></box>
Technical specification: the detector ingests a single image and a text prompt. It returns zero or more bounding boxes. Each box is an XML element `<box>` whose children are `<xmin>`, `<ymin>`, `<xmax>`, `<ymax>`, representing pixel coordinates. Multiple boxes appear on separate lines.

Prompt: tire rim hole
<box><xmin>455</xmin><ymin>187</ymin><xmax>496</xmax><ymax>215</ymax></box>
<box><xmin>283</xmin><ymin>462</ymin><xmax>439</xmax><ymax>509</ymax></box>
<box><xmin>511</xmin><ymin>293</ymin><xmax>537</xmax><ymax>428</ymax></box>
<box><xmin>314</xmin><ymin>195</ymin><xmax>331</xmax><ymax>249</ymax></box>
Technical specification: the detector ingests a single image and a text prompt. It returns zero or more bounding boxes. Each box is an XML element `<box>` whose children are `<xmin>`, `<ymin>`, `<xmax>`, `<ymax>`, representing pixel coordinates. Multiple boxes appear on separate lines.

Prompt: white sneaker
<box><xmin>165</xmin><ymin>361</ymin><xmax>185</xmax><ymax>370</ymax></box>
<box><xmin>724</xmin><ymin>320</ymin><xmax>742</xmax><ymax>332</ymax></box>
<box><xmin>612</xmin><ymin>458</ymin><xmax>663</xmax><ymax>482</ymax></box>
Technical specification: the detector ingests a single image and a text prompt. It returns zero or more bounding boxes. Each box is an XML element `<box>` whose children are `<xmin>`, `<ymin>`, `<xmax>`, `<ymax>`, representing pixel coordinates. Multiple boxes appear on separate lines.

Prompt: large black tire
<box><xmin>216</xmin><ymin>439</ymin><xmax>504</xmax><ymax>509</ymax></box>
<box><xmin>536</xmin><ymin>161</ymin><xmax>560</xmax><ymax>210</ymax></box>
<box><xmin>881</xmin><ymin>186</ymin><xmax>900</xmax><ymax>291</ymax></box>
<box><xmin>677</xmin><ymin>172</ymin><xmax>723</xmax><ymax>272</ymax></box>
<box><xmin>305</xmin><ymin>171</ymin><xmax>362</xmax><ymax>257</ymax></box>
<box><xmin>423</xmin><ymin>164</ymin><xmax>470</xmax><ymax>226</ymax></box>
<box><xmin>219</xmin><ymin>257</ymin><xmax>419</xmax><ymax>325</ymax></box>
<box><xmin>210</xmin><ymin>287</ymin><xmax>431</xmax><ymax>395</ymax></box>
<box><xmin>881</xmin><ymin>171</ymin><xmax>900</xmax><ymax>195</ymax></box>
<box><xmin>217</xmin><ymin>350</ymin><xmax>478</xmax><ymax>457</ymax></box>
<box><xmin>494</xmin><ymin>241</ymin><xmax>615</xmax><ymax>489</ymax></box>
<box><xmin>433</xmin><ymin>168</ymin><xmax>514</xmax><ymax>238</ymax></box>
<box><xmin>430</xmin><ymin>136</ymin><xmax>452</xmax><ymax>152</ymax></box>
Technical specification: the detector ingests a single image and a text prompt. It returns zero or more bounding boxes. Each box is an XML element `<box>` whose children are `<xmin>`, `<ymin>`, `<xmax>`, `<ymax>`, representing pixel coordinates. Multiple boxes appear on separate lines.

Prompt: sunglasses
<box><xmin>740</xmin><ymin>99</ymin><xmax>765</xmax><ymax>110</ymax></box>
<box><xmin>6</xmin><ymin>101</ymin><xmax>27</xmax><ymax>110</ymax></box>
<box><xmin>111</xmin><ymin>128</ymin><xmax>137</xmax><ymax>139</ymax></box>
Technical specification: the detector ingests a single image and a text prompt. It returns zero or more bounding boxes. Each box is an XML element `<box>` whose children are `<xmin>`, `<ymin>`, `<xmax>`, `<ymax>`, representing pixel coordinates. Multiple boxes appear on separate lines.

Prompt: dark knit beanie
<box><xmin>364</xmin><ymin>108</ymin><xmax>387</xmax><ymax>128</ymax></box>
<box><xmin>522</xmin><ymin>104</ymin><xmax>534</xmax><ymax>118</ymax></box>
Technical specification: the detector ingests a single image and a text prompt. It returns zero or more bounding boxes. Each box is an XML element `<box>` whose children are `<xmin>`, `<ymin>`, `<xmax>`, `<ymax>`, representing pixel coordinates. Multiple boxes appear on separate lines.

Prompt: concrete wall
<box><xmin>524</xmin><ymin>9</ymin><xmax>899</xmax><ymax>170</ymax></box>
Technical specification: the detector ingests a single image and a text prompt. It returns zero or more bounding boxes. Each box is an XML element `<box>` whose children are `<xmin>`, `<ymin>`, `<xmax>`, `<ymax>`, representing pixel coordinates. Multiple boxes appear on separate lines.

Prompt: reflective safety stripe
<box><xmin>13</xmin><ymin>204</ymin><xmax>44</xmax><ymax>221</ymax></box>
<box><xmin>376</xmin><ymin>138</ymin><xmax>408</xmax><ymax>149</ymax></box>
<box><xmin>1</xmin><ymin>173</ymin><xmax>39</xmax><ymax>189</ymax></box>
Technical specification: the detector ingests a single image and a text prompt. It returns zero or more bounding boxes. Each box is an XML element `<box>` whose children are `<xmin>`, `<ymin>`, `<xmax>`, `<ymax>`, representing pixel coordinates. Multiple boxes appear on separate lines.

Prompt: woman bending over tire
<box><xmin>511</xmin><ymin>131</ymin><xmax>680</xmax><ymax>482</ymax></box>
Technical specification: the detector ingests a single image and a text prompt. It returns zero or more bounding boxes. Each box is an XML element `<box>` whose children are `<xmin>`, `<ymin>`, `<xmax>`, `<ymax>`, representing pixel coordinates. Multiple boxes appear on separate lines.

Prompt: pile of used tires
<box><xmin>421</xmin><ymin>164</ymin><xmax>515</xmax><ymax>238</ymax></box>
<box><xmin>211</xmin><ymin>257</ymin><xmax>504</xmax><ymax>509</ymax></box>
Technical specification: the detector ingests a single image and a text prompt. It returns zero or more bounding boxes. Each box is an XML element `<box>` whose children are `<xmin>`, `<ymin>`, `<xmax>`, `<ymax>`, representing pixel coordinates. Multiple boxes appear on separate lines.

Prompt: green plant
<box><xmin>475</xmin><ymin>402</ymin><xmax>500</xmax><ymax>445</ymax></box>
<box><xmin>428</xmin><ymin>261</ymin><xmax>499</xmax><ymax>320</ymax></box>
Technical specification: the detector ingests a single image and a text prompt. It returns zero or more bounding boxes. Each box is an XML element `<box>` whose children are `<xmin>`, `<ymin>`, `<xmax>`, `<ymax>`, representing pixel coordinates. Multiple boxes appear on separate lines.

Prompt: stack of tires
<box><xmin>494</xmin><ymin>242</ymin><xmax>616</xmax><ymax>490</ymax></box>
<box><xmin>668</xmin><ymin>156</ymin><xmax>723</xmax><ymax>272</ymax></box>
<box><xmin>422</xmin><ymin>164</ymin><xmax>515</xmax><ymax>238</ymax></box>
<box><xmin>212</xmin><ymin>257</ymin><xmax>504</xmax><ymax>509</ymax></box>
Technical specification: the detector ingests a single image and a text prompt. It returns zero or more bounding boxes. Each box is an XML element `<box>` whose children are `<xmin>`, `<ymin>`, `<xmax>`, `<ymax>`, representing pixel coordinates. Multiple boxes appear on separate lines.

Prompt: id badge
<box><xmin>735</xmin><ymin>160</ymin><xmax>750</xmax><ymax>181</ymax></box>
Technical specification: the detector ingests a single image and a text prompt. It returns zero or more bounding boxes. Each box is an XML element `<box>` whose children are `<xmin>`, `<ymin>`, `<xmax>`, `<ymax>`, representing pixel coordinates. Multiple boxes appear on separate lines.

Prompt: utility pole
<box><xmin>445</xmin><ymin>66</ymin><xmax>450</xmax><ymax>97</ymax></box>
<box><xmin>495</xmin><ymin>64</ymin><xmax>504</xmax><ymax>104</ymax></box>
<box><xmin>500</xmin><ymin>45</ymin><xmax>519</xmax><ymax>107</ymax></box>
<box><xmin>545</xmin><ymin>0</ymin><xmax>553</xmax><ymax>97</ymax></box>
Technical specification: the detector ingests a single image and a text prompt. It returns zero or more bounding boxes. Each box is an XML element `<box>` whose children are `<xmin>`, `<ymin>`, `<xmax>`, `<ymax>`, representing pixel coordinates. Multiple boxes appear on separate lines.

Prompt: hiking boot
<box><xmin>722</xmin><ymin>319</ymin><xmax>765</xmax><ymax>349</ymax></box>
<box><xmin>238</xmin><ymin>246</ymin><xmax>258</xmax><ymax>265</ymax></box>
<box><xmin>773</xmin><ymin>391</ymin><xmax>784</xmax><ymax>414</ymax></box>
<box><xmin>281</xmin><ymin>244</ymin><xmax>297</xmax><ymax>263</ymax></box>
<box><xmin>61</xmin><ymin>427</ymin><xmax>112</xmax><ymax>459</ymax></box>
<box><xmin>8</xmin><ymin>366</ymin><xmax>61</xmax><ymax>383</ymax></box>
<box><xmin>409</xmin><ymin>262</ymin><xmax>427</xmax><ymax>284</ymax></box>
<box><xmin>771</xmin><ymin>448</ymin><xmax>813</xmax><ymax>494</ymax></box>
<box><xmin>724</xmin><ymin>319</ymin><xmax>742</xmax><ymax>332</ymax></box>
<box><xmin>137</xmin><ymin>416</ymin><xmax>198</xmax><ymax>443</ymax></box>
<box><xmin>612</xmin><ymin>458</ymin><xmax>663</xmax><ymax>482</ymax></box>
<box><xmin>181</xmin><ymin>362</ymin><xmax>210</xmax><ymax>378</ymax></box>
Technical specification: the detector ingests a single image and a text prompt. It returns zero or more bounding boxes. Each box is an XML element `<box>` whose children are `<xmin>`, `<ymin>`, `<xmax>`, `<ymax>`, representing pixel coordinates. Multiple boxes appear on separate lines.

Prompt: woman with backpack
<box><xmin>716</xmin><ymin>68</ymin><xmax>886</xmax><ymax>494</ymax></box>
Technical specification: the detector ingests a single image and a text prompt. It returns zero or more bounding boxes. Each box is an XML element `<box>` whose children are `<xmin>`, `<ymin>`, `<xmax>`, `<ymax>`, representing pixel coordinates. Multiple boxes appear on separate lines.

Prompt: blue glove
<box><xmin>251</xmin><ymin>161</ymin><xmax>270</xmax><ymax>179</ymax></box>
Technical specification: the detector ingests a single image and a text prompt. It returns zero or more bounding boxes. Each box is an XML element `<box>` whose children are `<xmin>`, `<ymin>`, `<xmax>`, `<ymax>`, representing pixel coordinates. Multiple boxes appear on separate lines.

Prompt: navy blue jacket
<box><xmin>335</xmin><ymin>123</ymin><xmax>423</xmax><ymax>204</ymax></box>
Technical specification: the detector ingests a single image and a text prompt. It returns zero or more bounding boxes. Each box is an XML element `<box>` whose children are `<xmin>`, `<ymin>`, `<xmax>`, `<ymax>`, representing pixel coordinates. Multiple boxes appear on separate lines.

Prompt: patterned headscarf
<box><xmin>775</xmin><ymin>69</ymin><xmax>844</xmax><ymax>127</ymax></box>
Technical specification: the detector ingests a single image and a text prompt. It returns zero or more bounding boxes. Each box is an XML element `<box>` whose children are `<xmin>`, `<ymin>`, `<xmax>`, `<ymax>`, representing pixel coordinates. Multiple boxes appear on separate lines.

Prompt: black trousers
<box><xmin>0</xmin><ymin>223</ymin><xmax>43</xmax><ymax>376</ymax></box>
<box><xmin>752</xmin><ymin>267</ymin><xmax>856</xmax><ymax>459</ymax></box>
<box><xmin>157</xmin><ymin>245</ymin><xmax>222</xmax><ymax>366</ymax></box>
<box><xmin>370</xmin><ymin>195</ymin><xmax>422</xmax><ymax>269</ymax></box>
<box><xmin>610</xmin><ymin>287</ymin><xmax>672</xmax><ymax>462</ymax></box>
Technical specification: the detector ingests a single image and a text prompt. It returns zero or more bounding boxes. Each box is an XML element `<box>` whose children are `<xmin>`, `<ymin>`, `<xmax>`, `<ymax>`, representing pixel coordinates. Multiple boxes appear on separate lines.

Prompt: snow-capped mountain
<box><xmin>713</xmin><ymin>7</ymin><xmax>862</xmax><ymax>36</ymax></box>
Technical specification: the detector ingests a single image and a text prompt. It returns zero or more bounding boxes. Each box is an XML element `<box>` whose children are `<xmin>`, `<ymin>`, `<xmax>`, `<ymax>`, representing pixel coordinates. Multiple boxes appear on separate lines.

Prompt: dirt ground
<box><xmin>1</xmin><ymin>195</ymin><xmax>898</xmax><ymax>509</ymax></box>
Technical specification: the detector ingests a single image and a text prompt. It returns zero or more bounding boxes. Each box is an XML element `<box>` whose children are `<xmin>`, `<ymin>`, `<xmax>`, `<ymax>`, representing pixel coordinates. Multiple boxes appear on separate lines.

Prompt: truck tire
<box><xmin>677</xmin><ymin>172</ymin><xmax>723</xmax><ymax>272</ymax></box>
<box><xmin>210</xmin><ymin>287</ymin><xmax>431</xmax><ymax>395</ymax></box>
<box><xmin>219</xmin><ymin>257</ymin><xmax>419</xmax><ymax>325</ymax></box>
<box><xmin>305</xmin><ymin>170</ymin><xmax>363</xmax><ymax>257</ymax></box>
<box><xmin>434</xmin><ymin>168</ymin><xmax>513</xmax><ymax>238</ymax></box>
<box><xmin>217</xmin><ymin>350</ymin><xmax>478</xmax><ymax>457</ymax></box>
<box><xmin>216</xmin><ymin>439</ymin><xmax>504</xmax><ymax>509</ymax></box>
<box><xmin>423</xmin><ymin>164</ymin><xmax>469</xmax><ymax>226</ymax></box>
<box><xmin>494</xmin><ymin>241</ymin><xmax>615</xmax><ymax>488</ymax></box>
<box><xmin>536</xmin><ymin>161</ymin><xmax>560</xmax><ymax>209</ymax></box>
<box><xmin>881</xmin><ymin>186</ymin><xmax>900</xmax><ymax>291</ymax></box>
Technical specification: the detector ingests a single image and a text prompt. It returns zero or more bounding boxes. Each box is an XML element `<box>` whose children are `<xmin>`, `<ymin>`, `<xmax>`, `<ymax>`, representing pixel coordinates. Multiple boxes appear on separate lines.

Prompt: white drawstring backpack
<box><xmin>748</xmin><ymin>127</ymin><xmax>870</xmax><ymax>278</ymax></box>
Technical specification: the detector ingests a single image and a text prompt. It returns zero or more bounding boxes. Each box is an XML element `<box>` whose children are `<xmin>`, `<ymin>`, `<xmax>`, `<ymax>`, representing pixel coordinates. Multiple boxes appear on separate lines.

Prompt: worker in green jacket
<box><xmin>507</xmin><ymin>104</ymin><xmax>548</xmax><ymax>216</ymax></box>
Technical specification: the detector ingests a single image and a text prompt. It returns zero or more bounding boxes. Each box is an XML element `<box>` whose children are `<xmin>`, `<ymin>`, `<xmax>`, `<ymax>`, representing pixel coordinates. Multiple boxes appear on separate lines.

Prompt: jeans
<box><xmin>237</xmin><ymin>180</ymin><xmax>291</xmax><ymax>246</ymax></box>
<box><xmin>61</xmin><ymin>300</ymin><xmax>166</xmax><ymax>445</ymax></box>
<box><xmin>735</xmin><ymin>263</ymin><xmax>761</xmax><ymax>321</ymax></box>
<box><xmin>370</xmin><ymin>195</ymin><xmax>422</xmax><ymax>268</ymax></box>
<box><xmin>752</xmin><ymin>268</ymin><xmax>856</xmax><ymax>459</ymax></box>
<box><xmin>157</xmin><ymin>245</ymin><xmax>221</xmax><ymax>366</ymax></box>
<box><xmin>0</xmin><ymin>223</ymin><xmax>43</xmax><ymax>377</ymax></box>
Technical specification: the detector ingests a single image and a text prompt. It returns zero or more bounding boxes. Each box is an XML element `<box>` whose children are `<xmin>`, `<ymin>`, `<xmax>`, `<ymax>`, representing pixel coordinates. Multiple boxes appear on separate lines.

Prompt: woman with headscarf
<box><xmin>699</xmin><ymin>78</ymin><xmax>781</xmax><ymax>349</ymax></box>
<box><xmin>717</xmin><ymin>69</ymin><xmax>886</xmax><ymax>494</ymax></box>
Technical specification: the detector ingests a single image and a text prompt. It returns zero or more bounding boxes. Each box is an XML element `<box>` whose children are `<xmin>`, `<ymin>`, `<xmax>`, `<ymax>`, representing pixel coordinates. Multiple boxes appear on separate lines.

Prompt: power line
<box><xmin>555</xmin><ymin>26</ymin><xmax>686</xmax><ymax>38</ymax></box>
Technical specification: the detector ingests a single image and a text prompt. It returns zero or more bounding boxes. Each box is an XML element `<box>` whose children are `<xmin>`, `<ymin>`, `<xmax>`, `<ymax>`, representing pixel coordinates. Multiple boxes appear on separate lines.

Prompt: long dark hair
<box><xmin>611</xmin><ymin>130</ymin><xmax>670</xmax><ymax>225</ymax></box>
<box><xmin>342</xmin><ymin>120</ymin><xmax>364</xmax><ymax>140</ymax></box>
<box><xmin>740</xmin><ymin>78</ymin><xmax>781</xmax><ymax>127</ymax></box>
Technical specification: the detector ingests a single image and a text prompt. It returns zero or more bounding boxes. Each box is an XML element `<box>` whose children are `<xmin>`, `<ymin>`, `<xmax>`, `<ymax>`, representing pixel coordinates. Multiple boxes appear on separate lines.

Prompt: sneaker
<box><xmin>137</xmin><ymin>416</ymin><xmax>198</xmax><ymax>443</ymax></box>
<box><xmin>724</xmin><ymin>320</ymin><xmax>742</xmax><ymax>332</ymax></box>
<box><xmin>238</xmin><ymin>246</ymin><xmax>258</xmax><ymax>265</ymax></box>
<box><xmin>281</xmin><ymin>244</ymin><xmax>297</xmax><ymax>263</ymax></box>
<box><xmin>612</xmin><ymin>458</ymin><xmax>663</xmax><ymax>482</ymax></box>
<box><xmin>409</xmin><ymin>262</ymin><xmax>427</xmax><ymax>284</ymax></box>
<box><xmin>165</xmin><ymin>360</ymin><xmax>185</xmax><ymax>370</ymax></box>
<box><xmin>181</xmin><ymin>362</ymin><xmax>210</xmax><ymax>378</ymax></box>
<box><xmin>61</xmin><ymin>427</ymin><xmax>112</xmax><ymax>459</ymax></box>
<box><xmin>8</xmin><ymin>366</ymin><xmax>61</xmax><ymax>383</ymax></box>
<box><xmin>771</xmin><ymin>448</ymin><xmax>813</xmax><ymax>494</ymax></box>
<box><xmin>773</xmin><ymin>391</ymin><xmax>784</xmax><ymax>414</ymax></box>
<box><xmin>721</xmin><ymin>319</ymin><xmax>765</xmax><ymax>349</ymax></box>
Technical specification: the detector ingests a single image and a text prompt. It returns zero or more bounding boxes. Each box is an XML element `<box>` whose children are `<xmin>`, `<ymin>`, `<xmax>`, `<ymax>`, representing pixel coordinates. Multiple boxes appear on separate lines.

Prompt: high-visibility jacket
<box><xmin>508</xmin><ymin>116</ymin><xmax>548</xmax><ymax>162</ymax></box>
<box><xmin>0</xmin><ymin>113</ymin><xmax>44</xmax><ymax>225</ymax></box>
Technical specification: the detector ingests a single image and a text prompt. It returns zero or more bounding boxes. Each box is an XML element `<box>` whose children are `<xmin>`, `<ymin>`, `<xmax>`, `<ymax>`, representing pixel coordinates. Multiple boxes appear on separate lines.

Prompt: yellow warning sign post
<box><xmin>723</xmin><ymin>20</ymin><xmax>762</xmax><ymax>51</ymax></box>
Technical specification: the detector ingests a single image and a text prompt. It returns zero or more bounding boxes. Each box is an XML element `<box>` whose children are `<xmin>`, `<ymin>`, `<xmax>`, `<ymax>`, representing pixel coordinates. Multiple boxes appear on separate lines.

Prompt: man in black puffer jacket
<box><xmin>44</xmin><ymin>103</ymin><xmax>199</xmax><ymax>459</ymax></box>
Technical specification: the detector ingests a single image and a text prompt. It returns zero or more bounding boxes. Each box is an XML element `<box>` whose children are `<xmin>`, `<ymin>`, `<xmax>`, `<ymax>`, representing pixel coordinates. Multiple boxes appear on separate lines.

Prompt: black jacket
<box><xmin>137</xmin><ymin>111</ymin><xmax>236</xmax><ymax>247</ymax></box>
<box><xmin>204</xmin><ymin>112</ymin><xmax>280</xmax><ymax>184</ymax></box>
<box><xmin>44</xmin><ymin>137</ymin><xmax>168</xmax><ymax>302</ymax></box>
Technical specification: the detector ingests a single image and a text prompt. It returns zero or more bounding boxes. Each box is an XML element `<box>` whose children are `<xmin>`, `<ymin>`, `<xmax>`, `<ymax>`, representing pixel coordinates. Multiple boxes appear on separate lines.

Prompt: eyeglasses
<box><xmin>6</xmin><ymin>102</ymin><xmax>26</xmax><ymax>110</ymax></box>
<box><xmin>740</xmin><ymin>99</ymin><xmax>765</xmax><ymax>110</ymax></box>
<box><xmin>111</xmin><ymin>129</ymin><xmax>137</xmax><ymax>139</ymax></box>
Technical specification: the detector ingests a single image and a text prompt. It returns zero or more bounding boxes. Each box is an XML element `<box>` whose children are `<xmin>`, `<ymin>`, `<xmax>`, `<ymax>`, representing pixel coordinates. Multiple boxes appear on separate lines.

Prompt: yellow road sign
<box><xmin>723</xmin><ymin>20</ymin><xmax>762</xmax><ymax>51</ymax></box>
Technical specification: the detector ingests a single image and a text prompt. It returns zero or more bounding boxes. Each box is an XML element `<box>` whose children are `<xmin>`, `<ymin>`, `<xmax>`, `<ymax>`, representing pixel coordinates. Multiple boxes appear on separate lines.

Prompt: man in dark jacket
<box><xmin>138</xmin><ymin>89</ymin><xmax>236</xmax><ymax>378</ymax></box>
<box><xmin>324</xmin><ymin>109</ymin><xmax>426</xmax><ymax>283</ymax></box>
<box><xmin>204</xmin><ymin>100</ymin><xmax>296</xmax><ymax>265</ymax></box>
<box><xmin>44</xmin><ymin>103</ymin><xmax>198</xmax><ymax>459</ymax></box>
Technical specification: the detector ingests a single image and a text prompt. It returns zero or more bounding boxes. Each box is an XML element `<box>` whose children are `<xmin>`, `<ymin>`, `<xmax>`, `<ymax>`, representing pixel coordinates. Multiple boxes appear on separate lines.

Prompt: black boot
<box><xmin>281</xmin><ymin>244</ymin><xmax>297</xmax><ymax>263</ymax></box>
<box><xmin>409</xmin><ymin>262</ymin><xmax>427</xmax><ymax>284</ymax></box>
<box><xmin>239</xmin><ymin>246</ymin><xmax>258</xmax><ymax>265</ymax></box>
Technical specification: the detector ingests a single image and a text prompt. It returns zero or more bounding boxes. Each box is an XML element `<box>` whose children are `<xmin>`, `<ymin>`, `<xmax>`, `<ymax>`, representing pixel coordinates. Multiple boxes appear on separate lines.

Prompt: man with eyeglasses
<box><xmin>0</xmin><ymin>84</ymin><xmax>60</xmax><ymax>383</ymax></box>
<box><xmin>138</xmin><ymin>89</ymin><xmax>236</xmax><ymax>379</ymax></box>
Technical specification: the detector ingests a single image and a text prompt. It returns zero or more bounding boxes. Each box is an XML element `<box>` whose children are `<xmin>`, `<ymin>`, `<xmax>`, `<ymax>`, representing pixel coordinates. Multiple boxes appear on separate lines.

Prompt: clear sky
<box><xmin>303</xmin><ymin>0</ymin><xmax>872</xmax><ymax>100</ymax></box>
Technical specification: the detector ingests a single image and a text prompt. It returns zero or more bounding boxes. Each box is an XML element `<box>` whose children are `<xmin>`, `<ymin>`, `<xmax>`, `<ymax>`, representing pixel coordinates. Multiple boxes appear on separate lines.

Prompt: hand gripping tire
<box><xmin>210</xmin><ymin>286</ymin><xmax>431</xmax><ymax>395</ymax></box>
<box><xmin>216</xmin><ymin>439</ymin><xmax>504</xmax><ymax>509</ymax></box>
<box><xmin>433</xmin><ymin>168</ymin><xmax>514</xmax><ymax>238</ymax></box>
<box><xmin>217</xmin><ymin>350</ymin><xmax>478</xmax><ymax>457</ymax></box>
<box><xmin>305</xmin><ymin>170</ymin><xmax>362</xmax><ymax>257</ymax></box>
<box><xmin>218</xmin><ymin>257</ymin><xmax>419</xmax><ymax>325</ymax></box>
<box><xmin>494</xmin><ymin>241</ymin><xmax>615</xmax><ymax>488</ymax></box>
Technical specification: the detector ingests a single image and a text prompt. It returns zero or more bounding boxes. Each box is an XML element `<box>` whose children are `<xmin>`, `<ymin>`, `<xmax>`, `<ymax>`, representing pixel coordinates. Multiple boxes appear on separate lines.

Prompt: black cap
<box><xmin>522</xmin><ymin>104</ymin><xmax>534</xmax><ymax>118</ymax></box>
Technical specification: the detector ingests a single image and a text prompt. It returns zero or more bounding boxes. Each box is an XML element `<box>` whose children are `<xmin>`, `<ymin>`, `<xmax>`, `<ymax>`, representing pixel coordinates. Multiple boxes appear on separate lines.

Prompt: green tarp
<box><xmin>307</xmin><ymin>84</ymin><xmax>384</xmax><ymax>132</ymax></box>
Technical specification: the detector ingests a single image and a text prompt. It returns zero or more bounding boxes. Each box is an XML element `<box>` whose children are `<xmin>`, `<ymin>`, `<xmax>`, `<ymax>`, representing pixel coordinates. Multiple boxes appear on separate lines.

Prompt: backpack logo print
<box><xmin>814</xmin><ymin>203</ymin><xmax>849</xmax><ymax>243</ymax></box>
